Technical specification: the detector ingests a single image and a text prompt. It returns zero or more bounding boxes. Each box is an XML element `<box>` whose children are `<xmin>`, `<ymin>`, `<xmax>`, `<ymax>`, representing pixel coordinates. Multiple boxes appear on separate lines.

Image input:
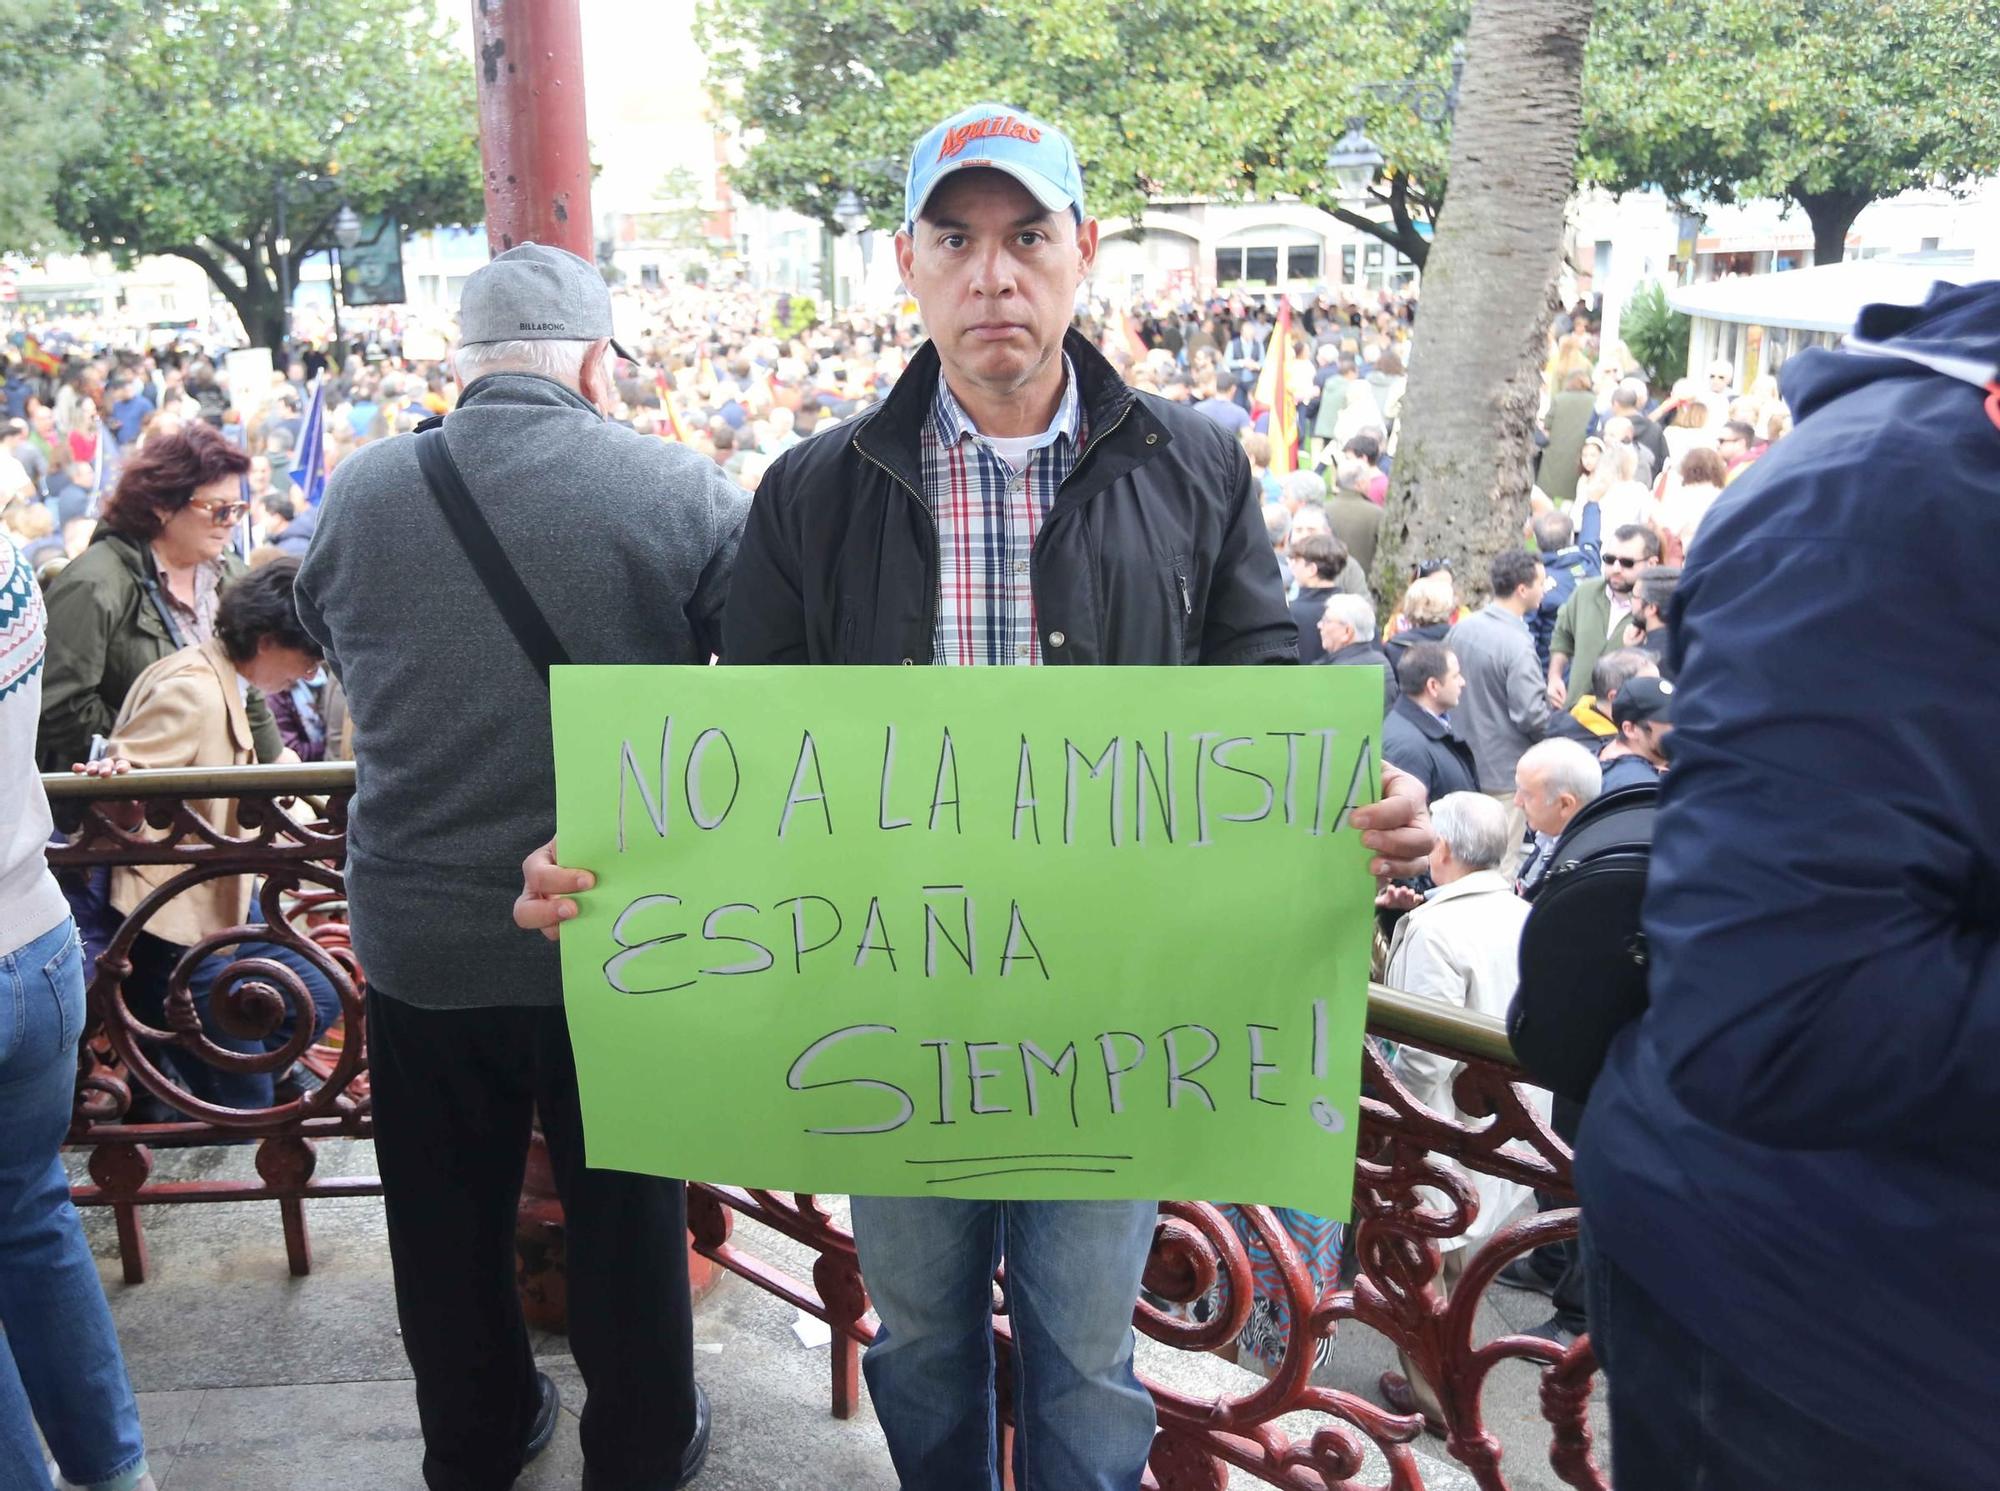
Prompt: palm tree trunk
<box><xmin>1374</xmin><ymin>0</ymin><xmax>1597</xmax><ymax>606</ymax></box>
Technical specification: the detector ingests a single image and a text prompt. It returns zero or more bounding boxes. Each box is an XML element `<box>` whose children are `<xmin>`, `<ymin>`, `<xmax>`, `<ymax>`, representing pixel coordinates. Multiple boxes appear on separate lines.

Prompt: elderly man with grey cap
<box><xmin>515</xmin><ymin>100</ymin><xmax>1434</xmax><ymax>1491</ymax></box>
<box><xmin>296</xmin><ymin>243</ymin><xmax>742</xmax><ymax>1491</ymax></box>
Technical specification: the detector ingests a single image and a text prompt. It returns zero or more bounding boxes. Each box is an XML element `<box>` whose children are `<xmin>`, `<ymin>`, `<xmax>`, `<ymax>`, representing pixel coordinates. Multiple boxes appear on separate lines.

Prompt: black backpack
<box><xmin>1509</xmin><ymin>782</ymin><xmax>1658</xmax><ymax>1103</ymax></box>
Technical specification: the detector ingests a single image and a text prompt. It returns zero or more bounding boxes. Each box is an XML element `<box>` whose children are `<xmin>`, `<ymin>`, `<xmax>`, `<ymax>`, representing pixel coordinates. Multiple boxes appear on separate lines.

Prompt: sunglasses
<box><xmin>1413</xmin><ymin>558</ymin><xmax>1451</xmax><ymax>578</ymax></box>
<box><xmin>189</xmin><ymin>498</ymin><xmax>248</xmax><ymax>526</ymax></box>
<box><xmin>1604</xmin><ymin>555</ymin><xmax>1644</xmax><ymax>568</ymax></box>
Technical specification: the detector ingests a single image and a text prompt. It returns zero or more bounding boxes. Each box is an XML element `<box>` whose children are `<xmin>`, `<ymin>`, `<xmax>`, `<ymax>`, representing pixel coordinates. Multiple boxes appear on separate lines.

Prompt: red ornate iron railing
<box><xmin>45</xmin><ymin>764</ymin><xmax>1603</xmax><ymax>1490</ymax></box>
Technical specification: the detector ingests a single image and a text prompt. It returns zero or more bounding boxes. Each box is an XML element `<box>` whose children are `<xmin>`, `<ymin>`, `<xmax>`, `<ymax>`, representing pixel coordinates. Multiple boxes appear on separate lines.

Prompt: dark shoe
<box><xmin>580</xmin><ymin>1384</ymin><xmax>710</xmax><ymax>1490</ymax></box>
<box><xmin>1379</xmin><ymin>1371</ymin><xmax>1447</xmax><ymax>1437</ymax></box>
<box><xmin>523</xmin><ymin>1372</ymin><xmax>560</xmax><ymax>1464</ymax></box>
<box><xmin>1497</xmin><ymin>1256</ymin><xmax>1561</xmax><ymax>1298</ymax></box>
<box><xmin>1520</xmin><ymin>1317</ymin><xmax>1581</xmax><ymax>1350</ymax></box>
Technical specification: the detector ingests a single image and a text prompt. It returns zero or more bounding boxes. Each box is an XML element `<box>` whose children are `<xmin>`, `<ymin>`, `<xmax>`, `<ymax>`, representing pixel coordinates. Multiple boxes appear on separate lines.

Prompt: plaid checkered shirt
<box><xmin>922</xmin><ymin>358</ymin><xmax>1085</xmax><ymax>667</ymax></box>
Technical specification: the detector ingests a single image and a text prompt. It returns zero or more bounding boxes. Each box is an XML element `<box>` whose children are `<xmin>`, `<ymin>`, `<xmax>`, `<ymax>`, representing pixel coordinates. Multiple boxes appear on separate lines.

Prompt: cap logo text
<box><xmin>519</xmin><ymin>321</ymin><xmax>565</xmax><ymax>331</ymax></box>
<box><xmin>937</xmin><ymin>115</ymin><xmax>1042</xmax><ymax>162</ymax></box>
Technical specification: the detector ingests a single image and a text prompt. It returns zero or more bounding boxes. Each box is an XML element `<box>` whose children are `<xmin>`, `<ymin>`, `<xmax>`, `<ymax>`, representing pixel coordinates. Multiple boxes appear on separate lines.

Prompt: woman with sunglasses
<box><xmin>37</xmin><ymin>422</ymin><xmax>285</xmax><ymax>772</ymax></box>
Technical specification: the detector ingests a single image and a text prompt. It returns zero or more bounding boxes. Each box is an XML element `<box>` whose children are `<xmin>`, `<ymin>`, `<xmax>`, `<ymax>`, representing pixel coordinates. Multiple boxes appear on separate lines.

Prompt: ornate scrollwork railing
<box><xmin>47</xmin><ymin>764</ymin><xmax>1602</xmax><ymax>1489</ymax></box>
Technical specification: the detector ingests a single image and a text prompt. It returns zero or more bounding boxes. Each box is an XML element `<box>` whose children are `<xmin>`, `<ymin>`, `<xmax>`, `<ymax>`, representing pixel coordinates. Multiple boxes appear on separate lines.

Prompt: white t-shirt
<box><xmin>1</xmin><ymin>536</ymin><xmax>70</xmax><ymax>958</ymax></box>
<box><xmin>979</xmin><ymin>432</ymin><xmax>1042</xmax><ymax>472</ymax></box>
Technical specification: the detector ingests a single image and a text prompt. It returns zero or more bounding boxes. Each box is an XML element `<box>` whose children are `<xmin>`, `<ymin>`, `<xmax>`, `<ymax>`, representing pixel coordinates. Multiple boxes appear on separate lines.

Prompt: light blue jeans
<box><xmin>850</xmin><ymin>1196</ymin><xmax>1158</xmax><ymax>1490</ymax></box>
<box><xmin>0</xmin><ymin>915</ymin><xmax>149</xmax><ymax>1491</ymax></box>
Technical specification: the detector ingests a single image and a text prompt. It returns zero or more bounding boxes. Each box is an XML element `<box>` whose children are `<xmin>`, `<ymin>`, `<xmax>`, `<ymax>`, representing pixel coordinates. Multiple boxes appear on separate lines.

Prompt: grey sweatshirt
<box><xmin>295</xmin><ymin>374</ymin><xmax>747</xmax><ymax>1008</ymax></box>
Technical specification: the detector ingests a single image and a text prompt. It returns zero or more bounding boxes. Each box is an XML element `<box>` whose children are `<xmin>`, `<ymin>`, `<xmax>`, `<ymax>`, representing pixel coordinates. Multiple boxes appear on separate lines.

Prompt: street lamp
<box><xmin>833</xmin><ymin>190</ymin><xmax>869</xmax><ymax>235</ymax></box>
<box><xmin>1325</xmin><ymin>118</ymin><xmax>1386</xmax><ymax>209</ymax></box>
<box><xmin>332</xmin><ymin>203</ymin><xmax>363</xmax><ymax>252</ymax></box>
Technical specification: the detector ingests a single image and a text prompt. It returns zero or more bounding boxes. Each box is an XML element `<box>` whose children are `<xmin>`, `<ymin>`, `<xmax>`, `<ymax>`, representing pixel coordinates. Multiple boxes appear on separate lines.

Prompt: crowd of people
<box><xmin>7</xmin><ymin>88</ymin><xmax>1987</xmax><ymax>1491</ymax></box>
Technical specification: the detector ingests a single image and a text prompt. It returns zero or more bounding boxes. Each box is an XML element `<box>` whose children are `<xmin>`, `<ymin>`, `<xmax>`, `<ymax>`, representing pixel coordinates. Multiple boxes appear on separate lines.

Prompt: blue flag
<box><xmin>289</xmin><ymin>376</ymin><xmax>327</xmax><ymax>509</ymax></box>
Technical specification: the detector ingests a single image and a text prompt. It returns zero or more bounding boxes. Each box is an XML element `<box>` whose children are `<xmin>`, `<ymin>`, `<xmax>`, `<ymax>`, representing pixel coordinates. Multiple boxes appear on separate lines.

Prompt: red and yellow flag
<box><xmin>656</xmin><ymin>371</ymin><xmax>695</xmax><ymax>443</ymax></box>
<box><xmin>1254</xmin><ymin>299</ymin><xmax>1297</xmax><ymax>477</ymax></box>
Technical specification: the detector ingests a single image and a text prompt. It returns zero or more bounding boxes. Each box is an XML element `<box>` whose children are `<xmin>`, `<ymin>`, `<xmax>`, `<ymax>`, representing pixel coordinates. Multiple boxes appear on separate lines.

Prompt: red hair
<box><xmin>97</xmin><ymin>423</ymin><xmax>251</xmax><ymax>541</ymax></box>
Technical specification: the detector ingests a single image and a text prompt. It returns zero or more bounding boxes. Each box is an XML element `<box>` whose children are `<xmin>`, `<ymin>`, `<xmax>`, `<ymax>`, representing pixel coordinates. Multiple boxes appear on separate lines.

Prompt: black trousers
<box><xmin>1523</xmin><ymin>1093</ymin><xmax>1590</xmax><ymax>1332</ymax></box>
<box><xmin>368</xmin><ymin>988</ymin><xmax>697</xmax><ymax>1491</ymax></box>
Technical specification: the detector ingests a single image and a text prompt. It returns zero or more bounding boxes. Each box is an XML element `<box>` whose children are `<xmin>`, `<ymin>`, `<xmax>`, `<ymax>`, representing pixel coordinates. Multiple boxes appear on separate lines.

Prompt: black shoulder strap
<box><xmin>413</xmin><ymin>425</ymin><xmax>573</xmax><ymax>685</ymax></box>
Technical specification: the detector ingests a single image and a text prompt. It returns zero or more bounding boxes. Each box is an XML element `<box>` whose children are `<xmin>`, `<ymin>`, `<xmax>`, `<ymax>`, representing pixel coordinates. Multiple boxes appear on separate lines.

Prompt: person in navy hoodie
<box><xmin>1575</xmin><ymin>280</ymin><xmax>2000</xmax><ymax>1489</ymax></box>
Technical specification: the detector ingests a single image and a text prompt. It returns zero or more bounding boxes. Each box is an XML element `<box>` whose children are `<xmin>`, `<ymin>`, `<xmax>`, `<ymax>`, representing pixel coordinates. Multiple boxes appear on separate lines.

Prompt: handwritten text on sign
<box><xmin>551</xmin><ymin>666</ymin><xmax>1380</xmax><ymax>1217</ymax></box>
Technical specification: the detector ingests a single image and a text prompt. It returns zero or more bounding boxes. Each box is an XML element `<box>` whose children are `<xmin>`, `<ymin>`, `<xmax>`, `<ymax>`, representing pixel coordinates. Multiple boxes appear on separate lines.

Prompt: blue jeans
<box><xmin>850</xmin><ymin>1196</ymin><xmax>1158</xmax><ymax>1491</ymax></box>
<box><xmin>125</xmin><ymin>904</ymin><xmax>341</xmax><ymax>1111</ymax></box>
<box><xmin>1581</xmin><ymin>1221</ymin><xmax>1945</xmax><ymax>1491</ymax></box>
<box><xmin>0</xmin><ymin>915</ymin><xmax>148</xmax><ymax>1491</ymax></box>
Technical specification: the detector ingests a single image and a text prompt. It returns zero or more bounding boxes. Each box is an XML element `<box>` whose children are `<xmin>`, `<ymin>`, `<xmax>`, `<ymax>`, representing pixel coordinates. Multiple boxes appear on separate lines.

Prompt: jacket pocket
<box><xmin>836</xmin><ymin>600</ymin><xmax>861</xmax><ymax>663</ymax></box>
<box><xmin>1168</xmin><ymin>552</ymin><xmax>1193</xmax><ymax>661</ymax></box>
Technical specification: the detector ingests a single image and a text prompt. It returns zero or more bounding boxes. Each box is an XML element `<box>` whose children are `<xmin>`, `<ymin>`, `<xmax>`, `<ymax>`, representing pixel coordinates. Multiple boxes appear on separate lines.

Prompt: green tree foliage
<box><xmin>0</xmin><ymin>0</ymin><xmax>103</xmax><ymax>252</ymax></box>
<box><xmin>698</xmin><ymin>0</ymin><xmax>1462</xmax><ymax>264</ymax></box>
<box><xmin>629</xmin><ymin>166</ymin><xmax>714</xmax><ymax>257</ymax></box>
<box><xmin>1619</xmin><ymin>281</ymin><xmax>1690</xmax><ymax>384</ymax></box>
<box><xmin>1581</xmin><ymin>0</ymin><xmax>2000</xmax><ymax>263</ymax></box>
<box><xmin>24</xmin><ymin>0</ymin><xmax>483</xmax><ymax>348</ymax></box>
<box><xmin>707</xmin><ymin>0</ymin><xmax>2000</xmax><ymax>274</ymax></box>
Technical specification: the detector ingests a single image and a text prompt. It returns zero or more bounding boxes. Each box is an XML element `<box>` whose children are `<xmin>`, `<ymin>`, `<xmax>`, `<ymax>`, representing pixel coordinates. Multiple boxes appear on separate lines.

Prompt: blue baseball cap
<box><xmin>904</xmin><ymin>103</ymin><xmax>1086</xmax><ymax>232</ymax></box>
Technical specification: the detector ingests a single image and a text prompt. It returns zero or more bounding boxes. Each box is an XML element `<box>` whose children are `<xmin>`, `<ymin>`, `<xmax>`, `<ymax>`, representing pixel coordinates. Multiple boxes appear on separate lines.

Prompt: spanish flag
<box><xmin>655</xmin><ymin>371</ymin><xmax>694</xmax><ymax>443</ymax></box>
<box><xmin>1253</xmin><ymin>299</ymin><xmax>1297</xmax><ymax>477</ymax></box>
<box><xmin>21</xmin><ymin>336</ymin><xmax>60</xmax><ymax>376</ymax></box>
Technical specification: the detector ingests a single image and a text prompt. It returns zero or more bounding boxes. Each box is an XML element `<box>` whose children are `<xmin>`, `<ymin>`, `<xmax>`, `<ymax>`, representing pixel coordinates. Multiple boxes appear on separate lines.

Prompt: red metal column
<box><xmin>471</xmin><ymin>0</ymin><xmax>593</xmax><ymax>260</ymax></box>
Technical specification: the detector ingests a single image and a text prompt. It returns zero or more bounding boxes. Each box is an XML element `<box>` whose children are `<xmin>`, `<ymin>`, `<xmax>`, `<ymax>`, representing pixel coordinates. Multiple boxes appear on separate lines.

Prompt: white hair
<box><xmin>1321</xmin><ymin>593</ymin><xmax>1377</xmax><ymax>643</ymax></box>
<box><xmin>453</xmin><ymin>337</ymin><xmax>594</xmax><ymax>389</ymax></box>
<box><xmin>1517</xmin><ymin>738</ymin><xmax>1602</xmax><ymax>810</ymax></box>
<box><xmin>1283</xmin><ymin>469</ymin><xmax>1327</xmax><ymax>506</ymax></box>
<box><xmin>1431</xmin><ymin>791</ymin><xmax>1510</xmax><ymax>871</ymax></box>
<box><xmin>1615</xmin><ymin>376</ymin><xmax>1650</xmax><ymax>407</ymax></box>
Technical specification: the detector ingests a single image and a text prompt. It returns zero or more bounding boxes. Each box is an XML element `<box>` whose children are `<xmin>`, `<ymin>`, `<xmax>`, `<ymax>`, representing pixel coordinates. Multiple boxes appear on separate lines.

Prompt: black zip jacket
<box><xmin>721</xmin><ymin>330</ymin><xmax>1297</xmax><ymax>668</ymax></box>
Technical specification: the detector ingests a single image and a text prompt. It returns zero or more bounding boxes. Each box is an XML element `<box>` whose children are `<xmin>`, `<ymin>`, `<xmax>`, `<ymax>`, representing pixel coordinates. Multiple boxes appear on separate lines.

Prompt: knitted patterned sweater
<box><xmin>1</xmin><ymin>536</ymin><xmax>69</xmax><ymax>957</ymax></box>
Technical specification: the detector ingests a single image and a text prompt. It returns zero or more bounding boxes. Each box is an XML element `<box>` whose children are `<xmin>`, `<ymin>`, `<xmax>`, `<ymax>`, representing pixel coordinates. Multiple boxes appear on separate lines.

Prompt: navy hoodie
<box><xmin>1575</xmin><ymin>281</ymin><xmax>2000</xmax><ymax>1480</ymax></box>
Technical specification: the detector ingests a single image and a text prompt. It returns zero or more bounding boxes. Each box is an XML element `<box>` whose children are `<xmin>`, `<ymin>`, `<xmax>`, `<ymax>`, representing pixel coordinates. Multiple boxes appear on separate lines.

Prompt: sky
<box><xmin>436</xmin><ymin>0</ymin><xmax>717</xmax><ymax>218</ymax></box>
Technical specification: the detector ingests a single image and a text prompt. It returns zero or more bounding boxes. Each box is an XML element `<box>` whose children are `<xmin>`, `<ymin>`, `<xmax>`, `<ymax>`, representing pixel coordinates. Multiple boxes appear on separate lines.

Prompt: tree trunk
<box><xmin>167</xmin><ymin>242</ymin><xmax>286</xmax><ymax>350</ymax></box>
<box><xmin>1373</xmin><ymin>0</ymin><xmax>1596</xmax><ymax>608</ymax></box>
<box><xmin>1796</xmin><ymin>189</ymin><xmax>1868</xmax><ymax>267</ymax></box>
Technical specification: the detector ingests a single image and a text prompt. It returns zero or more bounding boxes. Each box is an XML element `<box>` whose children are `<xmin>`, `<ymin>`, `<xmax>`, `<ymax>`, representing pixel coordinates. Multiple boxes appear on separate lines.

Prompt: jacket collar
<box><xmin>1425</xmin><ymin>868</ymin><xmax>1516</xmax><ymax>907</ymax></box>
<box><xmin>1391</xmin><ymin>692</ymin><xmax>1453</xmax><ymax>741</ymax></box>
<box><xmin>87</xmin><ymin>526</ymin><xmax>151</xmax><ymax>579</ymax></box>
<box><xmin>196</xmin><ymin>634</ymin><xmax>255</xmax><ymax>755</ymax></box>
<box><xmin>454</xmin><ymin>372</ymin><xmax>603</xmax><ymax>419</ymax></box>
<box><xmin>854</xmin><ymin>328</ymin><xmax>1141</xmax><ymax>494</ymax></box>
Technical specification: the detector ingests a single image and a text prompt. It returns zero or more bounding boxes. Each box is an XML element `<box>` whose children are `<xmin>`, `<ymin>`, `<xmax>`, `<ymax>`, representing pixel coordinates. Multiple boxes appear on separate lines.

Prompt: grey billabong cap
<box><xmin>457</xmin><ymin>242</ymin><xmax>637</xmax><ymax>363</ymax></box>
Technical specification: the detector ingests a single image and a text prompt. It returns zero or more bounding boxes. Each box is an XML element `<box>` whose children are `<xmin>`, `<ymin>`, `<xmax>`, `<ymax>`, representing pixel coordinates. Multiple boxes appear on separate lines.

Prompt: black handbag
<box><xmin>1509</xmin><ymin>782</ymin><xmax>1658</xmax><ymax>1103</ymax></box>
<box><xmin>412</xmin><ymin>423</ymin><xmax>573</xmax><ymax>685</ymax></box>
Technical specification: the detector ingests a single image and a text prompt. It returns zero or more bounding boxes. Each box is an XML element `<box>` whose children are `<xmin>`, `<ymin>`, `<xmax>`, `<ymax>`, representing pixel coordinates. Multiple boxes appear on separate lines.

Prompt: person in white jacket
<box><xmin>1382</xmin><ymin>791</ymin><xmax>1546</xmax><ymax>1422</ymax></box>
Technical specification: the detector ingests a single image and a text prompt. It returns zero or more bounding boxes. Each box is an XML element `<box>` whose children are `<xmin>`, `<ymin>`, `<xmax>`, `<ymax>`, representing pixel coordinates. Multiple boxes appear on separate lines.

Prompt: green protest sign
<box><xmin>551</xmin><ymin>665</ymin><xmax>1380</xmax><ymax>1218</ymax></box>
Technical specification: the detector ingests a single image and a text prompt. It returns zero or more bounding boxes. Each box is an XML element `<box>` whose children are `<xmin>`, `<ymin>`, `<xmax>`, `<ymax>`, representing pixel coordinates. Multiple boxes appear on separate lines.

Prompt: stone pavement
<box><xmin>56</xmin><ymin>1139</ymin><xmax>1604</xmax><ymax>1490</ymax></box>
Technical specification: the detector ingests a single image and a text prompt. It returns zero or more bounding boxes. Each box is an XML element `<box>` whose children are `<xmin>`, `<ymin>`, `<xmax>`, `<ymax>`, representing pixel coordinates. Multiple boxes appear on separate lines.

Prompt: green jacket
<box><xmin>1548</xmin><ymin>575</ymin><xmax>1633</xmax><ymax>695</ymax></box>
<box><xmin>36</xmin><ymin>529</ymin><xmax>281</xmax><ymax>771</ymax></box>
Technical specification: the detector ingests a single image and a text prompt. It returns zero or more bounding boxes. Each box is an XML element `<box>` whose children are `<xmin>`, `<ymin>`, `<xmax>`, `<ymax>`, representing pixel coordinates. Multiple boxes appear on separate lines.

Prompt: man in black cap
<box><xmin>1597</xmin><ymin>676</ymin><xmax>1674</xmax><ymax>792</ymax></box>
<box><xmin>297</xmin><ymin>242</ymin><xmax>736</xmax><ymax>1491</ymax></box>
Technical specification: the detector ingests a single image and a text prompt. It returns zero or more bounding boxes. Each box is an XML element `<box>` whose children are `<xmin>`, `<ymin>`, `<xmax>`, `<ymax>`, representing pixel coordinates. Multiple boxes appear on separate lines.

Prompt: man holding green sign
<box><xmin>520</xmin><ymin>102</ymin><xmax>1432</xmax><ymax>1491</ymax></box>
